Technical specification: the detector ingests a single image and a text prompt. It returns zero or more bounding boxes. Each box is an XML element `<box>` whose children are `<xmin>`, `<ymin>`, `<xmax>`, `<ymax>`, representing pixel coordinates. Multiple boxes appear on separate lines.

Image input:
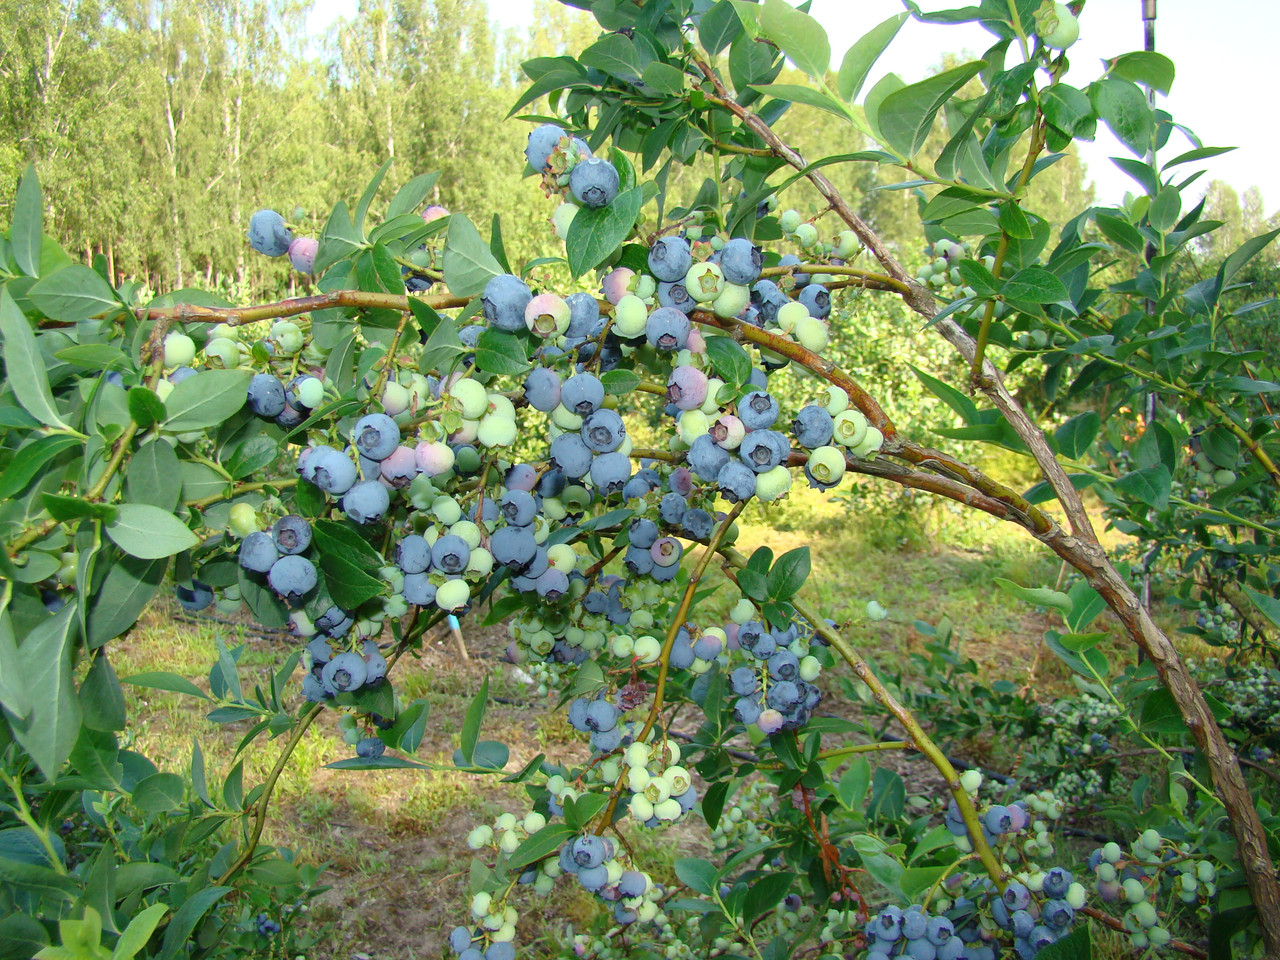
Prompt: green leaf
<box><xmin>601</xmin><ymin>369</ymin><xmax>641</xmax><ymax>395</ymax></box>
<box><xmin>121</xmin><ymin>671</ymin><xmax>208</xmax><ymax>700</ymax></box>
<box><xmin>1002</xmin><ymin>266</ymin><xmax>1069</xmax><ymax>303</ymax></box>
<box><xmin>443</xmin><ymin>214</ymin><xmax>504</xmax><ymax>297</ymax></box>
<box><xmin>705</xmin><ymin>335</ymin><xmax>752</xmax><ymax>387</ymax></box>
<box><xmin>993</xmin><ymin>578</ymin><xmax>1072</xmax><ymax>615</ymax></box>
<box><xmin>1114</xmin><ymin>464</ymin><xmax>1171</xmax><ymax>511</ymax></box>
<box><xmin>411</xmin><ymin>299</ymin><xmax>467</xmax><ymax>375</ymax></box>
<box><xmin>319</xmin><ymin>552</ymin><xmax>385</xmax><ymax>610</ymax></box>
<box><xmin>641</xmin><ymin>61</ymin><xmax>687</xmax><ymax>96</ymax></box>
<box><xmin>1148</xmin><ymin>187</ymin><xmax>1182</xmax><ymax>232</ymax></box>
<box><xmin>42</xmin><ymin>494</ymin><xmax>115</xmax><ymax>523</ymax></box>
<box><xmin>909</xmin><ymin>364</ymin><xmax>979</xmax><ymax>422</ymax></box>
<box><xmin>125</xmin><ymin>440</ymin><xmax>181</xmax><ymax>511</ymax></box>
<box><xmin>79</xmin><ymin>655</ymin><xmax>126</xmax><ymax>732</ymax></box>
<box><xmin>132</xmin><ymin>772</ymin><xmax>184</xmax><ymax>815</ymax></box>
<box><xmin>837</xmin><ymin>12</ymin><xmax>908</xmax><ymax>102</ymax></box>
<box><xmin>1089</xmin><ymin>78</ymin><xmax>1153</xmax><ymax>156</ymax></box>
<box><xmin>111</xmin><ymin>904</ymin><xmax>167</xmax><ymax>960</ymax></box>
<box><xmin>565</xmin><ymin>185</ymin><xmax>643</xmax><ymax>278</ymax></box>
<box><xmin>1054</xmin><ymin>412</ymin><xmax>1100</xmax><ymax>459</ymax></box>
<box><xmin>1243</xmin><ymin>586</ymin><xmax>1280</xmax><ymax>633</ymax></box>
<box><xmin>878</xmin><ymin>61</ymin><xmax>986</xmax><ymax>158</ymax></box>
<box><xmin>163</xmin><ymin>369</ymin><xmax>253</xmax><ymax>431</ymax></box>
<box><xmin>126</xmin><ymin>387</ymin><xmax>165</xmax><ymax>430</ymax></box>
<box><xmin>0</xmin><ymin>288</ymin><xmax>70</xmax><ymax>429</ymax></box>
<box><xmin>581</xmin><ymin>33</ymin><xmax>642</xmax><ymax>81</ymax></box>
<box><xmin>157</xmin><ymin>886</ymin><xmax>231</xmax><ymax>960</ymax></box>
<box><xmin>28</xmin><ymin>264</ymin><xmax>118</xmax><ymax>321</ymax></box>
<box><xmin>1219</xmin><ymin>227</ymin><xmax>1280</xmax><ymax>290</ymax></box>
<box><xmin>385</xmin><ymin>171</ymin><xmax>440</xmax><ymax>219</ymax></box>
<box><xmin>1107</xmin><ymin>51</ymin><xmax>1174</xmax><ymax>94</ymax></box>
<box><xmin>1044</xmin><ymin>630</ymin><xmax>1109</xmax><ymax>679</ymax></box>
<box><xmin>0</xmin><ymin>435</ymin><xmax>82</xmax><ymax>500</ymax></box>
<box><xmin>760</xmin><ymin>0</ymin><xmax>829</xmax><ymax>79</ymax></box>
<box><xmin>88</xmin><ymin>556</ymin><xmax>167</xmax><ymax>649</ymax></box>
<box><xmin>476</xmin><ymin>329</ymin><xmax>531</xmax><ymax>376</ymax></box>
<box><xmin>699</xmin><ymin>0</ymin><xmax>741</xmax><ymax>56</ymax></box>
<box><xmin>11</xmin><ymin>604</ymin><xmax>81</xmax><ymax>779</ymax></box>
<box><xmin>767</xmin><ymin>547</ymin><xmax>810</xmax><ymax>601</ymax></box>
<box><xmin>314</xmin><ymin>201</ymin><xmax>364</xmax><ymax>274</ymax></box>
<box><xmin>1040</xmin><ymin>84</ymin><xmax>1095</xmax><ymax>137</ymax></box>
<box><xmin>0</xmin><ymin>915</ymin><xmax>50</xmax><ymax>959</ymax></box>
<box><xmin>748</xmin><ymin>83</ymin><xmax>850</xmax><ymax>120</ymax></box>
<box><xmin>13</xmin><ymin>165</ymin><xmax>43</xmax><ymax>278</ymax></box>
<box><xmin>674</xmin><ymin>857</ymin><xmax>718</xmax><ymax>895</ymax></box>
<box><xmin>998</xmin><ymin>200</ymin><xmax>1033</xmax><ymax>240</ymax></box>
<box><xmin>458</xmin><ymin>674</ymin><xmax>490</xmax><ymax>767</ymax></box>
<box><xmin>106</xmin><ymin>504</ymin><xmax>198</xmax><ymax>560</ymax></box>
<box><xmin>507</xmin><ymin>824</ymin><xmax>573</xmax><ymax>872</ymax></box>
<box><xmin>354</xmin><ymin>158</ymin><xmax>393</xmax><ymax>237</ymax></box>
<box><xmin>744</xmin><ymin>871</ymin><xmax>795</xmax><ymax>923</ymax></box>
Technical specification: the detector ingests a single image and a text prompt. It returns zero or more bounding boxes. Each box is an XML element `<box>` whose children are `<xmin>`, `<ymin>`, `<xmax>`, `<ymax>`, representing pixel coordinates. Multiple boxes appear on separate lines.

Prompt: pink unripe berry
<box><xmin>601</xmin><ymin>267</ymin><xmax>635</xmax><ymax>305</ymax></box>
<box><xmin>756</xmin><ymin>709</ymin><xmax>784</xmax><ymax>735</ymax></box>
<box><xmin>710</xmin><ymin>414</ymin><xmax>745</xmax><ymax>450</ymax></box>
<box><xmin>525</xmin><ymin>293</ymin><xmax>571</xmax><ymax>338</ymax></box>
<box><xmin>415</xmin><ymin>440</ymin><xmax>455</xmax><ymax>475</ymax></box>
<box><xmin>379</xmin><ymin>446</ymin><xmax>419</xmax><ymax>487</ymax></box>
<box><xmin>666</xmin><ymin>365</ymin><xmax>708</xmax><ymax>410</ymax></box>
<box><xmin>686</xmin><ymin>328</ymin><xmax>706</xmax><ymax>353</ymax></box>
<box><xmin>421</xmin><ymin>204</ymin><xmax>449</xmax><ymax>222</ymax></box>
<box><xmin>288</xmin><ymin>237</ymin><xmax>318</xmax><ymax>274</ymax></box>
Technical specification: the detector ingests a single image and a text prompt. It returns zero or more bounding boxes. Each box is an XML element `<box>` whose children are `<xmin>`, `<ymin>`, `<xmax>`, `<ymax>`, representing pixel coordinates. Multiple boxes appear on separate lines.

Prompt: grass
<box><xmin>95</xmin><ymin>480</ymin><xmax>1212</xmax><ymax>958</ymax></box>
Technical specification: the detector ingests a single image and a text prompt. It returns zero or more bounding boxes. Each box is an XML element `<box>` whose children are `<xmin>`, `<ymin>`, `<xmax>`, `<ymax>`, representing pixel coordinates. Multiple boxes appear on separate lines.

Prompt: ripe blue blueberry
<box><xmin>739</xmin><ymin>430</ymin><xmax>789</xmax><ymax>473</ymax></box>
<box><xmin>717</xmin><ymin>461</ymin><xmax>757</xmax><ymax>503</ymax></box>
<box><xmin>175</xmin><ymin>580</ymin><xmax>213</xmax><ymax>612</ymax></box>
<box><xmin>656</xmin><ymin>280</ymin><xmax>696</xmax><ymax>314</ymax></box>
<box><xmin>396</xmin><ymin>534</ymin><xmax>432</xmax><ymax>574</ymax></box>
<box><xmin>482</xmin><ymin>274</ymin><xmax>533</xmax><ymax>332</ymax></box>
<box><xmin>718</xmin><ymin>238</ymin><xmax>763</xmax><ymax>285</ymax></box>
<box><xmin>356</xmin><ymin>737</ymin><xmax>385</xmax><ymax>759</ymax></box>
<box><xmin>272</xmin><ymin>515</ymin><xmax>311</xmax><ymax>555</ymax></box>
<box><xmin>431</xmin><ymin>534</ymin><xmax>471</xmax><ymax>574</ymax></box>
<box><xmin>681</xmin><ymin>508</ymin><xmax>714</xmax><ymax>540</ymax></box>
<box><xmin>267</xmin><ymin>555</ymin><xmax>317</xmax><ymax>604</ymax></box>
<box><xmin>490</xmin><ymin>526</ymin><xmax>538</xmax><ymax>570</ymax></box>
<box><xmin>792</xmin><ymin>405</ymin><xmax>834</xmax><ymax>448</ymax></box>
<box><xmin>645</xmin><ymin>307</ymin><xmax>691</xmax><ymax>350</ymax></box>
<box><xmin>549</xmin><ymin>433</ymin><xmax>593</xmax><ymax>478</ymax></box>
<box><xmin>239</xmin><ymin>532</ymin><xmax>279</xmax><ymax>573</ymax></box>
<box><xmin>352</xmin><ymin>413</ymin><xmax>400</xmax><ymax>461</ymax></box>
<box><xmin>402</xmin><ymin>573</ymin><xmax>437</xmax><ymax>606</ymax></box>
<box><xmin>687</xmin><ymin>434</ymin><xmax>730</xmax><ymax>482</ymax></box>
<box><xmin>629</xmin><ymin>517</ymin><xmax>659</xmax><ymax>548</ymax></box>
<box><xmin>589</xmin><ymin>451</ymin><xmax>631</xmax><ymax>496</ymax></box>
<box><xmin>301</xmin><ymin>445</ymin><xmax>357</xmax><ymax>495</ymax></box>
<box><xmin>247</xmin><ymin>209</ymin><xmax>292</xmax><ymax>257</ymax></box>
<box><xmin>649</xmin><ymin>236</ymin><xmax>693</xmax><ymax>282</ymax></box>
<box><xmin>322</xmin><ymin>652</ymin><xmax>367</xmax><ymax>693</ymax></box>
<box><xmin>525</xmin><ymin>123</ymin><xmax>566</xmax><ymax>170</ymax></box>
<box><xmin>581</xmin><ymin>408</ymin><xmax>625</xmax><ymax>452</ymax></box>
<box><xmin>523</xmin><ymin>367</ymin><xmax>562</xmax><ymax>412</ymax></box>
<box><xmin>342</xmin><ymin>480</ymin><xmax>391</xmax><ymax>524</ymax></box>
<box><xmin>569</xmin><ymin>157</ymin><xmax>620</xmax><ymax>208</ymax></box>
<box><xmin>798</xmin><ymin>282</ymin><xmax>831</xmax><ymax>319</ymax></box>
<box><xmin>561</xmin><ymin>373</ymin><xmax>604</xmax><ymax>416</ymax></box>
<box><xmin>247</xmin><ymin>374</ymin><xmax>286</xmax><ymax>418</ymax></box>
<box><xmin>738</xmin><ymin>391</ymin><xmax>780</xmax><ymax>430</ymax></box>
<box><xmin>751</xmin><ymin>280</ymin><xmax>789</xmax><ymax>324</ymax></box>
<box><xmin>565</xmin><ymin>291</ymin><xmax>602</xmax><ymax>337</ymax></box>
<box><xmin>499</xmin><ymin>490</ymin><xmax>538</xmax><ymax>527</ymax></box>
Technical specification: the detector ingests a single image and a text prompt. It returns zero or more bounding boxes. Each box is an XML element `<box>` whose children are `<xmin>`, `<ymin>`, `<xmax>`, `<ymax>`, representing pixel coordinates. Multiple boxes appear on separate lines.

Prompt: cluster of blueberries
<box><xmin>557</xmin><ymin>834</ymin><xmax>654</xmax><ymax>924</ymax></box>
<box><xmin>727</xmin><ymin>619</ymin><xmax>823</xmax><ymax>735</ymax></box>
<box><xmin>526</xmin><ymin>123</ymin><xmax>621</xmax><ymax>212</ymax></box>
<box><xmin>247</xmin><ymin>208</ymin><xmax>318</xmax><ymax>274</ymax></box>
<box><xmin>246</xmin><ymin>369</ymin><xmax>326</xmax><ymax>432</ymax></box>
<box><xmin>238</xmin><ymin>515</ymin><xmax>320</xmax><ymax>607</ymax></box>
<box><xmin>1087</xmin><ymin>830</ymin><xmax>1211</xmax><ymax>950</ymax></box>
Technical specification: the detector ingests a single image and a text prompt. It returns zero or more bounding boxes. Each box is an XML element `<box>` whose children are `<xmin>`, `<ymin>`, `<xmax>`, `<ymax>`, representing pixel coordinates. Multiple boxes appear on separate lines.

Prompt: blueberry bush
<box><xmin>1</xmin><ymin>1</ymin><xmax>1279</xmax><ymax>959</ymax></box>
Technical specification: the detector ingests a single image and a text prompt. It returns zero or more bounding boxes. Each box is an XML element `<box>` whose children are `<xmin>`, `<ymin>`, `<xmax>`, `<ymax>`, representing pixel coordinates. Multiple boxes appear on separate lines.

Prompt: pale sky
<box><xmin>307</xmin><ymin>0</ymin><xmax>1277</xmax><ymax>215</ymax></box>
